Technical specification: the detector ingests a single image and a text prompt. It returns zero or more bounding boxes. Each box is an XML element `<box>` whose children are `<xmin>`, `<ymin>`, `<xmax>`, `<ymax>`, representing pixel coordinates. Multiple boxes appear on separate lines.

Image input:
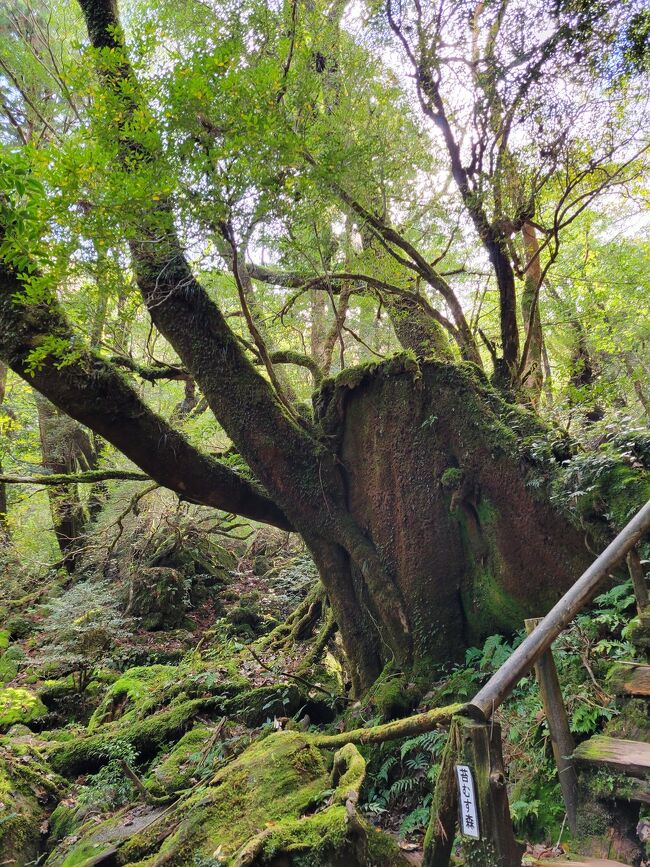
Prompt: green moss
<box><xmin>48</xmin><ymin>802</ymin><xmax>79</xmax><ymax>843</ymax></box>
<box><xmin>0</xmin><ymin>687</ymin><xmax>47</xmax><ymax>729</ymax></box>
<box><xmin>0</xmin><ymin>736</ymin><xmax>64</xmax><ymax>863</ymax></box>
<box><xmin>60</xmin><ymin>841</ymin><xmax>117</xmax><ymax>866</ymax></box>
<box><xmin>366</xmin><ymin>825</ymin><xmax>410</xmax><ymax>865</ymax></box>
<box><xmin>5</xmin><ymin>614</ymin><xmax>35</xmax><ymax>639</ymax></box>
<box><xmin>441</xmin><ymin>467</ymin><xmax>464</xmax><ymax>490</ymax></box>
<box><xmin>323</xmin><ymin>352</ymin><xmax>420</xmax><ymax>395</ymax></box>
<box><xmin>0</xmin><ymin>630</ymin><xmax>9</xmax><ymax>652</ymax></box>
<box><xmin>50</xmin><ymin>697</ymin><xmax>209</xmax><ymax>776</ymax></box>
<box><xmin>128</xmin><ymin>567</ymin><xmax>190</xmax><ymax>630</ymax></box>
<box><xmin>372</xmin><ymin>678</ymin><xmax>420</xmax><ymax>722</ymax></box>
<box><xmin>455</xmin><ymin>496</ymin><xmax>527</xmax><ymax>639</ymax></box>
<box><xmin>50</xmin><ymin>732</ymin><xmax>383</xmax><ymax>866</ymax></box>
<box><xmin>88</xmin><ymin>664</ymin><xmax>178</xmax><ymax>731</ymax></box>
<box><xmin>0</xmin><ymin>645</ymin><xmax>24</xmax><ymax>684</ymax></box>
<box><xmin>261</xmin><ymin>805</ymin><xmax>355</xmax><ymax>865</ymax></box>
<box><xmin>464</xmin><ymin>563</ymin><xmax>527</xmax><ymax>637</ymax></box>
<box><xmin>227</xmin><ymin>604</ymin><xmax>264</xmax><ymax>636</ymax></box>
<box><xmin>37</xmin><ymin>676</ymin><xmax>77</xmax><ymax>706</ymax></box>
<box><xmin>145</xmin><ymin>725</ymin><xmax>211</xmax><ymax>797</ymax></box>
<box><xmin>221</xmin><ymin>683</ymin><xmax>306</xmax><ymax>726</ymax></box>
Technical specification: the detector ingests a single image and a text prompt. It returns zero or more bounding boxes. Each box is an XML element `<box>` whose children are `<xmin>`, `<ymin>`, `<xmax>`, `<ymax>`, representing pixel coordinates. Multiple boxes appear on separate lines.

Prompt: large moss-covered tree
<box><xmin>0</xmin><ymin>0</ymin><xmax>647</xmax><ymax>692</ymax></box>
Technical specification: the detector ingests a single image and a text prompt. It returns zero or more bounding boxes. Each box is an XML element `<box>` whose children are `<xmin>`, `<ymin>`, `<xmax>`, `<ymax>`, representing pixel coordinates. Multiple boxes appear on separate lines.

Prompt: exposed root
<box><xmin>297</xmin><ymin>605</ymin><xmax>337</xmax><ymax>673</ymax></box>
<box><xmin>312</xmin><ymin>702</ymin><xmax>464</xmax><ymax>748</ymax></box>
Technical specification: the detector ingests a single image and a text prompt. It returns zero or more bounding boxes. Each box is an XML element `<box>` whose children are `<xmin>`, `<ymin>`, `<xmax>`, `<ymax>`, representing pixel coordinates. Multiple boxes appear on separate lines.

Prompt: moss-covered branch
<box><xmin>312</xmin><ymin>702</ymin><xmax>464</xmax><ymax>748</ymax></box>
<box><xmin>0</xmin><ymin>252</ymin><xmax>292</xmax><ymax>530</ymax></box>
<box><xmin>0</xmin><ymin>469</ymin><xmax>150</xmax><ymax>486</ymax></box>
<box><xmin>110</xmin><ymin>356</ymin><xmax>189</xmax><ymax>382</ymax></box>
<box><xmin>268</xmin><ymin>350</ymin><xmax>324</xmax><ymax>386</ymax></box>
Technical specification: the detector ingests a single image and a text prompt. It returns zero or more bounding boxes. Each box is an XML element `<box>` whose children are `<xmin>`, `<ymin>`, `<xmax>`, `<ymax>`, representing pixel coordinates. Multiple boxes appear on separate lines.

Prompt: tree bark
<box><xmin>317</xmin><ymin>359</ymin><xmax>593</xmax><ymax>677</ymax></box>
<box><xmin>387</xmin><ymin>293</ymin><xmax>455</xmax><ymax>362</ymax></box>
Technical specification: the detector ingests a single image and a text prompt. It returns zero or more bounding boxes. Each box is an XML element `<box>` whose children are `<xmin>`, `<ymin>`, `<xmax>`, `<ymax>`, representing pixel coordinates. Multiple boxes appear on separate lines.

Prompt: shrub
<box><xmin>35</xmin><ymin>580</ymin><xmax>132</xmax><ymax>692</ymax></box>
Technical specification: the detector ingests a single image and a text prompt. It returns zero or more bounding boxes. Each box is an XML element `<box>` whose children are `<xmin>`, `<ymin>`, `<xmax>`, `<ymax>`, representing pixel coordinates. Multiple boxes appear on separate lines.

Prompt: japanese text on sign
<box><xmin>455</xmin><ymin>764</ymin><xmax>480</xmax><ymax>839</ymax></box>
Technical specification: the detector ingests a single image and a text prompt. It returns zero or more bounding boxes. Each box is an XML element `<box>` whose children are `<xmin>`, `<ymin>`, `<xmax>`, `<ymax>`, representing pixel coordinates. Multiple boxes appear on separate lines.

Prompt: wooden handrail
<box><xmin>468</xmin><ymin>499</ymin><xmax>650</xmax><ymax>721</ymax></box>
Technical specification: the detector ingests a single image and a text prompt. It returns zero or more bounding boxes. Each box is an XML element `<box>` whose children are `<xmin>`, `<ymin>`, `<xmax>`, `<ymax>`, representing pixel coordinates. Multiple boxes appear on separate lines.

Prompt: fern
<box><xmin>377</xmin><ymin>755</ymin><xmax>397</xmax><ymax>783</ymax></box>
<box><xmin>388</xmin><ymin>776</ymin><xmax>418</xmax><ymax>798</ymax></box>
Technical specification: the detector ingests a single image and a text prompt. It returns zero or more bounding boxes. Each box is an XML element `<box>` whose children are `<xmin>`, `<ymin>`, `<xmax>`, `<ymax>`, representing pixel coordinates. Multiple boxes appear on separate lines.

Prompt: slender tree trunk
<box><xmin>622</xmin><ymin>351</ymin><xmax>650</xmax><ymax>419</ymax></box>
<box><xmin>311</xmin><ymin>289</ymin><xmax>329</xmax><ymax>369</ymax></box>
<box><xmin>520</xmin><ymin>222</ymin><xmax>544</xmax><ymax>404</ymax></box>
<box><xmin>547</xmin><ymin>284</ymin><xmax>604</xmax><ymax>422</ymax></box>
<box><xmin>35</xmin><ymin>395</ymin><xmax>87</xmax><ymax>571</ymax></box>
<box><xmin>320</xmin><ymin>284</ymin><xmax>352</xmax><ymax>375</ymax></box>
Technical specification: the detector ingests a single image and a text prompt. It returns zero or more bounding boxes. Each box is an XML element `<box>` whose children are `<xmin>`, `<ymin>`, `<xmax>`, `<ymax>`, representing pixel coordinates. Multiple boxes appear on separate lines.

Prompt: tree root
<box><xmin>297</xmin><ymin>605</ymin><xmax>337</xmax><ymax>674</ymax></box>
<box><xmin>312</xmin><ymin>701</ymin><xmax>465</xmax><ymax>748</ymax></box>
<box><xmin>257</xmin><ymin>583</ymin><xmax>323</xmax><ymax>651</ymax></box>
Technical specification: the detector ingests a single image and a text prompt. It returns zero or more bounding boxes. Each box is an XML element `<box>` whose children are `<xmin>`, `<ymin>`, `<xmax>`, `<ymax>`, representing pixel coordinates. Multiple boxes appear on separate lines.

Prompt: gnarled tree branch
<box><xmin>0</xmin><ymin>257</ymin><xmax>292</xmax><ymax>530</ymax></box>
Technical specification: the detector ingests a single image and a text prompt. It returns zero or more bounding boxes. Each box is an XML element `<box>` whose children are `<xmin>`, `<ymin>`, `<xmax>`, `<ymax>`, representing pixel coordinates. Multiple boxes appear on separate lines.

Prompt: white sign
<box><xmin>455</xmin><ymin>764</ymin><xmax>480</xmax><ymax>839</ymax></box>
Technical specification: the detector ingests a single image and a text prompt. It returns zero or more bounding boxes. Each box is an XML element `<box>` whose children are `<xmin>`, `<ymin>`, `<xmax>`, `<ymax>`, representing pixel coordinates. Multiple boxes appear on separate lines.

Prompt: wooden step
<box><xmin>608</xmin><ymin>662</ymin><xmax>650</xmax><ymax>696</ymax></box>
<box><xmin>530</xmin><ymin>859</ymin><xmax>631</xmax><ymax>867</ymax></box>
<box><xmin>573</xmin><ymin>735</ymin><xmax>650</xmax><ymax>778</ymax></box>
<box><xmin>610</xmin><ymin>776</ymin><xmax>650</xmax><ymax>803</ymax></box>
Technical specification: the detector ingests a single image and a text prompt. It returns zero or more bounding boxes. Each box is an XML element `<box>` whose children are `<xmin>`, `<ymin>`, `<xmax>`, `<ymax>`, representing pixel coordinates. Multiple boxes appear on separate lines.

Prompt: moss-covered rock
<box><xmin>0</xmin><ymin>686</ymin><xmax>48</xmax><ymax>730</ymax></box>
<box><xmin>87</xmin><ymin>660</ymin><xmax>271</xmax><ymax>733</ymax></box>
<box><xmin>49</xmin><ymin>697</ymin><xmax>211</xmax><ymax>776</ymax></box>
<box><xmin>372</xmin><ymin>677</ymin><xmax>421</xmax><ymax>722</ymax></box>
<box><xmin>144</xmin><ymin>724</ymin><xmax>211</xmax><ymax>797</ymax></box>
<box><xmin>0</xmin><ymin>733</ymin><xmax>65</xmax><ymax>863</ymax></box>
<box><xmin>87</xmin><ymin>664</ymin><xmax>178</xmax><ymax>731</ymax></box>
<box><xmin>127</xmin><ymin>567</ymin><xmax>190</xmax><ymax>630</ymax></box>
<box><xmin>228</xmin><ymin>604</ymin><xmax>264</xmax><ymax>638</ymax></box>
<box><xmin>47</xmin><ymin>731</ymin><xmax>405</xmax><ymax>866</ymax></box>
<box><xmin>5</xmin><ymin>613</ymin><xmax>35</xmax><ymax>639</ymax></box>
<box><xmin>48</xmin><ymin>801</ymin><xmax>79</xmax><ymax>844</ymax></box>
<box><xmin>0</xmin><ymin>644</ymin><xmax>24</xmax><ymax>685</ymax></box>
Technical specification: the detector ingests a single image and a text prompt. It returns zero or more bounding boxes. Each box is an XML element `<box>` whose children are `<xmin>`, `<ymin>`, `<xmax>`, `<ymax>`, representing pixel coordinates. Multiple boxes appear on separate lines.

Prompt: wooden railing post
<box><xmin>424</xmin><ymin>718</ymin><xmax>461</xmax><ymax>867</ymax></box>
<box><xmin>424</xmin><ymin>716</ymin><xmax>523</xmax><ymax>867</ymax></box>
<box><xmin>525</xmin><ymin>618</ymin><xmax>579</xmax><ymax>834</ymax></box>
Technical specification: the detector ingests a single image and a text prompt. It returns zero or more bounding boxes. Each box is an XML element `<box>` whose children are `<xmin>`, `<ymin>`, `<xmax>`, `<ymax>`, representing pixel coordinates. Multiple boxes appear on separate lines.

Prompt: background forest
<box><xmin>0</xmin><ymin>0</ymin><xmax>649</xmax><ymax>864</ymax></box>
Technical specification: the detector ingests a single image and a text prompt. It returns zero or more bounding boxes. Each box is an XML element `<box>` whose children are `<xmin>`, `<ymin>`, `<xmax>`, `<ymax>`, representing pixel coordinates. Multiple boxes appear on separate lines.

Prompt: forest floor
<box><xmin>0</xmin><ymin>518</ymin><xmax>648</xmax><ymax>866</ymax></box>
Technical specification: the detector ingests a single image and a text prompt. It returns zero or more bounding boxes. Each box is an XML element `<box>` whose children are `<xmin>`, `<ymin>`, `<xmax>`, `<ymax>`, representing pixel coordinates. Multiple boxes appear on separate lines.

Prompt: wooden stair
<box><xmin>573</xmin><ymin>735</ymin><xmax>650</xmax><ymax>779</ymax></box>
<box><xmin>530</xmin><ymin>859</ymin><xmax>632</xmax><ymax>866</ymax></box>
<box><xmin>608</xmin><ymin>661</ymin><xmax>650</xmax><ymax>697</ymax></box>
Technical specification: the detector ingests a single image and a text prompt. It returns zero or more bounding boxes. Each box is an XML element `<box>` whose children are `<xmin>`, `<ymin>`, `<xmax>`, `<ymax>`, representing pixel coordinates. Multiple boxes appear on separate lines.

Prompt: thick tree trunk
<box><xmin>314</xmin><ymin>359</ymin><xmax>593</xmax><ymax>685</ymax></box>
<box><xmin>387</xmin><ymin>293</ymin><xmax>454</xmax><ymax>362</ymax></box>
